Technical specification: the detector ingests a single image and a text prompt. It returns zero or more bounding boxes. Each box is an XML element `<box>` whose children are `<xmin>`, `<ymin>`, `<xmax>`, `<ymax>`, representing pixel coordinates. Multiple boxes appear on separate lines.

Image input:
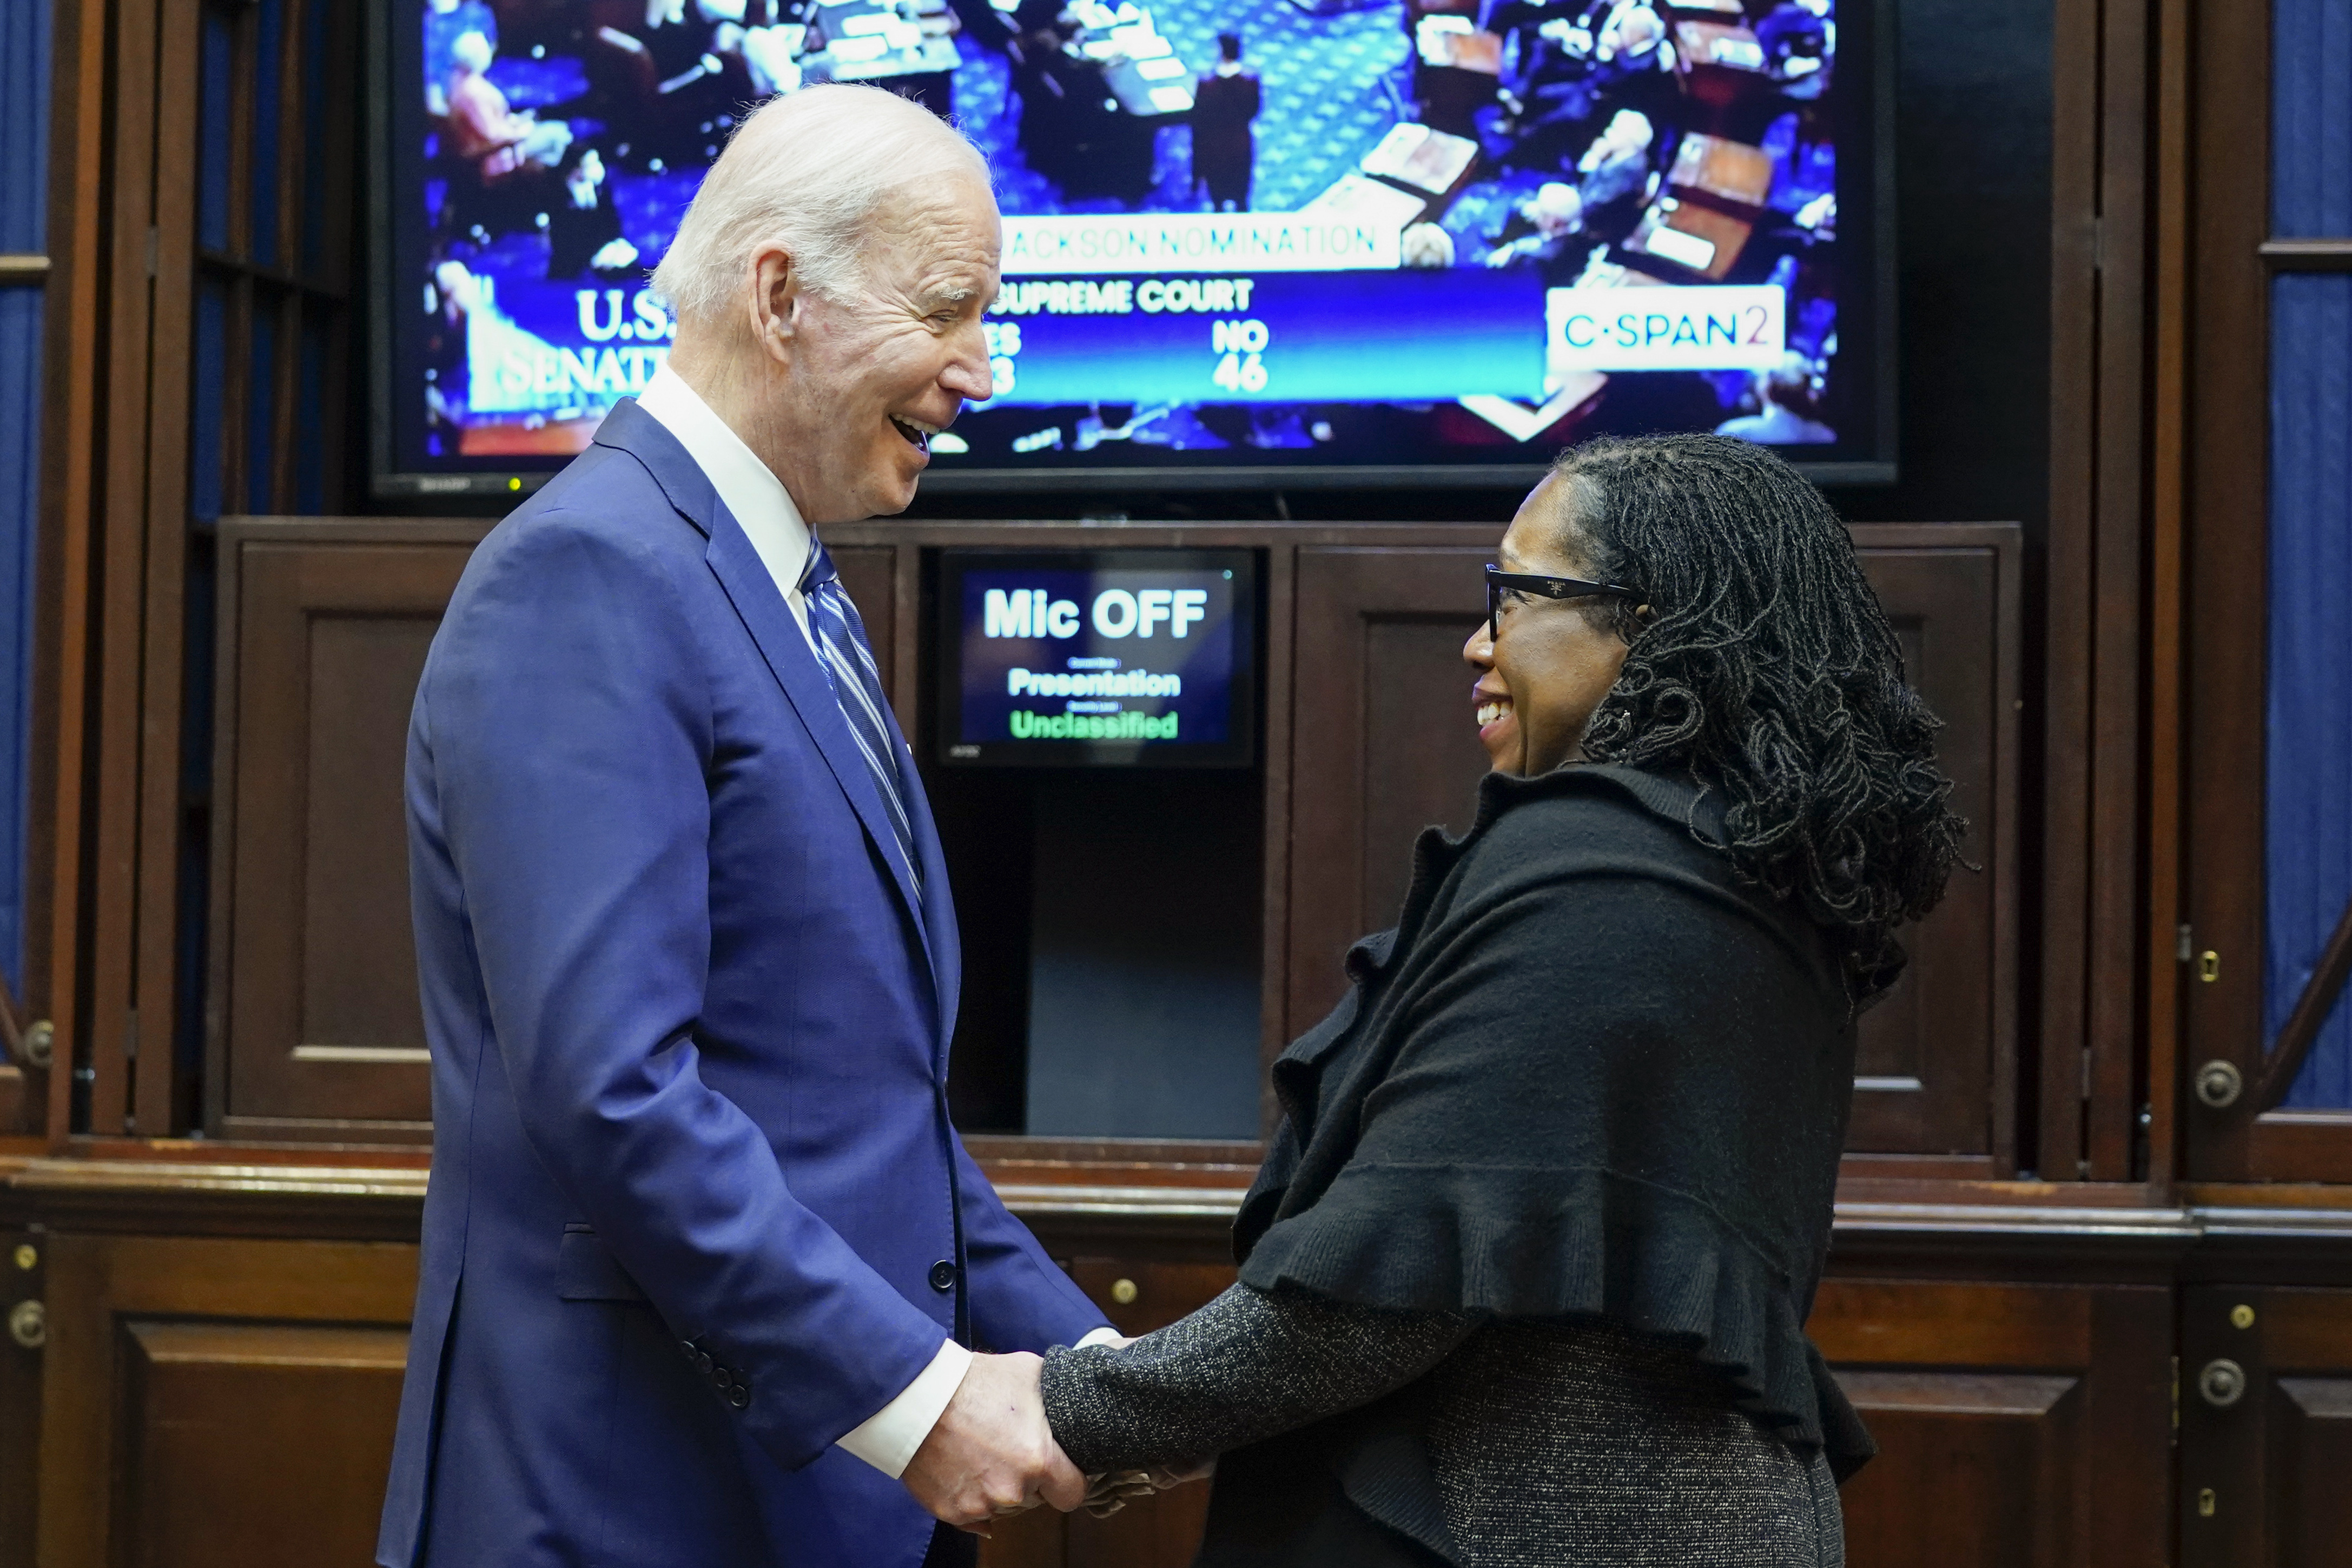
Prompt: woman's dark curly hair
<box><xmin>1547</xmin><ymin>433</ymin><xmax>1967</xmax><ymax>1001</ymax></box>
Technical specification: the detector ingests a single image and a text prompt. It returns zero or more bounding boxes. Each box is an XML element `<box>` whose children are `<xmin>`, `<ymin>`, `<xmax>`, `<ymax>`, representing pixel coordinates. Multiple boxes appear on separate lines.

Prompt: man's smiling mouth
<box><xmin>890</xmin><ymin>415</ymin><xmax>939</xmax><ymax>452</ymax></box>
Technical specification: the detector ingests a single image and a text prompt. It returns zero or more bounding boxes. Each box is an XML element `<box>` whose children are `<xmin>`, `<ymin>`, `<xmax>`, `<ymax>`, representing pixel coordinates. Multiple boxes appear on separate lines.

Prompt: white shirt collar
<box><xmin>634</xmin><ymin>364</ymin><xmax>815</xmax><ymax>618</ymax></box>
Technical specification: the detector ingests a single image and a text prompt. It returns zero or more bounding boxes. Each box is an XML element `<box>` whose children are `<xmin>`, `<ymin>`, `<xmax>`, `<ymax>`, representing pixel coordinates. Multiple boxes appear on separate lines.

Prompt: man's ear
<box><xmin>748</xmin><ymin>244</ymin><xmax>798</xmax><ymax>368</ymax></box>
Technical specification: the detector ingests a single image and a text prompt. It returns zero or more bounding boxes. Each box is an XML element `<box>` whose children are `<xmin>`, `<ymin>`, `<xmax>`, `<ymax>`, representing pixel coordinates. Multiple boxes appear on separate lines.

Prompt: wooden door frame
<box><xmin>2177</xmin><ymin>0</ymin><xmax>2352</xmax><ymax>1181</ymax></box>
<box><xmin>22</xmin><ymin>0</ymin><xmax>114</xmax><ymax>1148</ymax></box>
<box><xmin>2039</xmin><ymin>0</ymin><xmax>2181</xmax><ymax>1188</ymax></box>
<box><xmin>25</xmin><ymin>0</ymin><xmax>186</xmax><ymax>1149</ymax></box>
<box><xmin>24</xmin><ymin>0</ymin><xmax>358</xmax><ymax>1148</ymax></box>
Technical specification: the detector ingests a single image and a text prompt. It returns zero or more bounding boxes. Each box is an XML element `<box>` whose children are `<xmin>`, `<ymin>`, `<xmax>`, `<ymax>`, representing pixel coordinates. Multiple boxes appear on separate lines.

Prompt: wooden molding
<box><xmin>5</xmin><ymin>1149</ymin><xmax>2352</xmax><ymax>1285</ymax></box>
<box><xmin>2256</xmin><ymin>894</ymin><xmax>2352</xmax><ymax>1112</ymax></box>
<box><xmin>2259</xmin><ymin>238</ymin><xmax>2352</xmax><ymax>269</ymax></box>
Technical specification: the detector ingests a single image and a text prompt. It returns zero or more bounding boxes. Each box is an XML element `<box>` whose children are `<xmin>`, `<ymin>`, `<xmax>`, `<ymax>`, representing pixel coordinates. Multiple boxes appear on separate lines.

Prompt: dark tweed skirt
<box><xmin>1426</xmin><ymin>1319</ymin><xmax>1844</xmax><ymax>1568</ymax></box>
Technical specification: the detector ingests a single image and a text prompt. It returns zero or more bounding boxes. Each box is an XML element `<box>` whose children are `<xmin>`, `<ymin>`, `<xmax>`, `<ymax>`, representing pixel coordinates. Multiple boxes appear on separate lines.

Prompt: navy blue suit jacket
<box><xmin>377</xmin><ymin>402</ymin><xmax>1109</xmax><ymax>1568</ymax></box>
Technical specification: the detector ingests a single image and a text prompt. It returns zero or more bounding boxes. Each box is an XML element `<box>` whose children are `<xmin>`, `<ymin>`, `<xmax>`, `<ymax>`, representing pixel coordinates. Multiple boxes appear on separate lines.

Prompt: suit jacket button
<box><xmin>728</xmin><ymin>1384</ymin><xmax>751</xmax><ymax>1410</ymax></box>
<box><xmin>928</xmin><ymin>1260</ymin><xmax>957</xmax><ymax>1293</ymax></box>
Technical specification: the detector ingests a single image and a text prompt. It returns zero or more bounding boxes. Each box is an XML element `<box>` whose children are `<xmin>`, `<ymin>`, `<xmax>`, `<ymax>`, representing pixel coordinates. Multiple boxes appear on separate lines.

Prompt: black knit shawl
<box><xmin>1232</xmin><ymin>764</ymin><xmax>1873</xmax><ymax>1483</ymax></box>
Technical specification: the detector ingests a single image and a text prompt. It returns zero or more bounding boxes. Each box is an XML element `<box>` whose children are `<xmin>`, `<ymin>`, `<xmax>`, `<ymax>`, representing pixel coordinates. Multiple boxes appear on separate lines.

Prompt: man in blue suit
<box><xmin>378</xmin><ymin>85</ymin><xmax>1117</xmax><ymax>1568</ymax></box>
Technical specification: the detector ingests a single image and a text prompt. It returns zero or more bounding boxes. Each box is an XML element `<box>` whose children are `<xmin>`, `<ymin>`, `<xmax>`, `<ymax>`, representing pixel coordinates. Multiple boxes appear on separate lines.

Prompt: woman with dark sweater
<box><xmin>1036</xmin><ymin>434</ymin><xmax>1967</xmax><ymax>1567</ymax></box>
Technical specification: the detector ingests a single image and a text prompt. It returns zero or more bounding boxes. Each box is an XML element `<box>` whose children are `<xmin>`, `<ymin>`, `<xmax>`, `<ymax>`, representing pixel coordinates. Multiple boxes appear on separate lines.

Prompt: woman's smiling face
<box><xmin>1463</xmin><ymin>472</ymin><xmax>1641</xmax><ymax>777</ymax></box>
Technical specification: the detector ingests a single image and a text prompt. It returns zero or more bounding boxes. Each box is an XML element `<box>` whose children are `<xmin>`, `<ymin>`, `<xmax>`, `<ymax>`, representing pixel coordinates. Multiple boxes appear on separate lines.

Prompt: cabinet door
<box><xmin>206</xmin><ymin>533</ymin><xmax>900</xmax><ymax>1143</ymax></box>
<box><xmin>34</xmin><ymin>1233</ymin><xmax>417</xmax><ymax>1568</ymax></box>
<box><xmin>1285</xmin><ymin>530</ymin><xmax>2018</xmax><ymax>1166</ymax></box>
<box><xmin>210</xmin><ymin>535</ymin><xmax>476</xmax><ymax>1141</ymax></box>
<box><xmin>1286</xmin><ymin>545</ymin><xmax>1495</xmax><ymax>1040</ymax></box>
<box><xmin>1813</xmin><ymin>1278</ymin><xmax>2171</xmax><ymax>1568</ymax></box>
<box><xmin>2179</xmin><ymin>1284</ymin><xmax>2352</xmax><ymax>1567</ymax></box>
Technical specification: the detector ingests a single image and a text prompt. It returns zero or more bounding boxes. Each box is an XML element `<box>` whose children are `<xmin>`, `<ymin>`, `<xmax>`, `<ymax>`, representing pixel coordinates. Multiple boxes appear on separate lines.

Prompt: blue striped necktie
<box><xmin>798</xmin><ymin>537</ymin><xmax>921</xmax><ymax>894</ymax></box>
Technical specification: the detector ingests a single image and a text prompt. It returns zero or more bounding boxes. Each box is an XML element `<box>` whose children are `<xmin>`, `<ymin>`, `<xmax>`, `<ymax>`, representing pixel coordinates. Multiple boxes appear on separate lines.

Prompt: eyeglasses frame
<box><xmin>1483</xmin><ymin>564</ymin><xmax>1643</xmax><ymax>641</ymax></box>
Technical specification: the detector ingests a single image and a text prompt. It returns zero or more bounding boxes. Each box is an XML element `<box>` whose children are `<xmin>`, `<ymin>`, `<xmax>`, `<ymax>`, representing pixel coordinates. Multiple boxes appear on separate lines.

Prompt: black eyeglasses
<box><xmin>1484</xmin><ymin>564</ymin><xmax>1642</xmax><ymax>640</ymax></box>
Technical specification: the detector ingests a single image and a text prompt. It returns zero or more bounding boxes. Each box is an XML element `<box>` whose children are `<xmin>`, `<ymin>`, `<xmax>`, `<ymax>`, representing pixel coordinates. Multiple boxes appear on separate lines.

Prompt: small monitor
<box><xmin>936</xmin><ymin>549</ymin><xmax>1257</xmax><ymax>768</ymax></box>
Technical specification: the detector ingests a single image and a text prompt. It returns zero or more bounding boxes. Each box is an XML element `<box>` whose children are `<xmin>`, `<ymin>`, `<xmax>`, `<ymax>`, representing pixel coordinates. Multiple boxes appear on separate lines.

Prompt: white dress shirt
<box><xmin>634</xmin><ymin>366</ymin><xmax>821</xmax><ymax>651</ymax></box>
<box><xmin>630</xmin><ymin>370</ymin><xmax>1117</xmax><ymax>1479</ymax></box>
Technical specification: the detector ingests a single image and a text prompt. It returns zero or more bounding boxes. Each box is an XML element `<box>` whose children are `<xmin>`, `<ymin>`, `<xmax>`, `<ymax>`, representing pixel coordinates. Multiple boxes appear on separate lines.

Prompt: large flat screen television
<box><xmin>935</xmin><ymin>548</ymin><xmax>1259</xmax><ymax>765</ymax></box>
<box><xmin>371</xmin><ymin>0</ymin><xmax>1890</xmax><ymax>497</ymax></box>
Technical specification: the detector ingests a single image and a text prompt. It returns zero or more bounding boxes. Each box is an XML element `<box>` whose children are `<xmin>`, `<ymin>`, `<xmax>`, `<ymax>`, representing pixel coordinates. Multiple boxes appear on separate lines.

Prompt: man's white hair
<box><xmin>450</xmin><ymin>29</ymin><xmax>493</xmax><ymax>74</ymax></box>
<box><xmin>651</xmin><ymin>85</ymin><xmax>989</xmax><ymax>330</ymax></box>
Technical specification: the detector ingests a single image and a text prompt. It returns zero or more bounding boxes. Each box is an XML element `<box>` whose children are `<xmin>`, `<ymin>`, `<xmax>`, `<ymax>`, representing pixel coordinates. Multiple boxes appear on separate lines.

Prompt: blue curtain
<box><xmin>2274</xmin><ymin>0</ymin><xmax>2352</xmax><ymax>238</ymax></box>
<box><xmin>0</xmin><ymin>0</ymin><xmax>51</xmax><ymax>1001</ymax></box>
<box><xmin>2268</xmin><ymin>275</ymin><xmax>2352</xmax><ymax>1107</ymax></box>
<box><xmin>2265</xmin><ymin>1</ymin><xmax>2352</xmax><ymax>1107</ymax></box>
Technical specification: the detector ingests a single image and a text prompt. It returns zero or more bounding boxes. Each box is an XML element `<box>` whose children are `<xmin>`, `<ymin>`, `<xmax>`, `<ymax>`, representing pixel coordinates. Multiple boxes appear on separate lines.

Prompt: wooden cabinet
<box><xmin>8</xmin><ymin>1165</ymin><xmax>2352</xmax><ymax>1568</ymax></box>
<box><xmin>31</xmin><ymin>1229</ymin><xmax>418</xmax><ymax>1568</ymax></box>
<box><xmin>168</xmin><ymin>517</ymin><xmax>2069</xmax><ymax>1568</ymax></box>
<box><xmin>203</xmin><ymin>520</ymin><xmax>2019</xmax><ymax>1169</ymax></box>
<box><xmin>202</xmin><ymin>522</ymin><xmax>898</xmax><ymax>1145</ymax></box>
<box><xmin>0</xmin><ymin>1226</ymin><xmax>39</xmax><ymax>1568</ymax></box>
<box><xmin>1285</xmin><ymin>526</ymin><xmax>2022</xmax><ymax>1172</ymax></box>
<box><xmin>1813</xmin><ymin>1275</ymin><xmax>2172</xmax><ymax>1568</ymax></box>
<box><xmin>2179</xmin><ymin>1281</ymin><xmax>2352</xmax><ymax>1566</ymax></box>
<box><xmin>208</xmin><ymin>521</ymin><xmax>485</xmax><ymax>1143</ymax></box>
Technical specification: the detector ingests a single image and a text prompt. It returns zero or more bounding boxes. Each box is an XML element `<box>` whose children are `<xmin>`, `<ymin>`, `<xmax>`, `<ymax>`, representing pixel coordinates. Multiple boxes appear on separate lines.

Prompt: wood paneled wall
<box><xmin>12</xmin><ymin>1171</ymin><xmax>2340</xmax><ymax>1568</ymax></box>
<box><xmin>201</xmin><ymin>520</ymin><xmax>2024</xmax><ymax>1175</ymax></box>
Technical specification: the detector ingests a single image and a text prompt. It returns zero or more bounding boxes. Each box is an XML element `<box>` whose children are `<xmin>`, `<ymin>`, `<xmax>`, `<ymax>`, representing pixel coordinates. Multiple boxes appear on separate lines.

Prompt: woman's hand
<box><xmin>1074</xmin><ymin>1340</ymin><xmax>1214</xmax><ymax>1517</ymax></box>
<box><xmin>1080</xmin><ymin>1458</ymin><xmax>1217</xmax><ymax>1518</ymax></box>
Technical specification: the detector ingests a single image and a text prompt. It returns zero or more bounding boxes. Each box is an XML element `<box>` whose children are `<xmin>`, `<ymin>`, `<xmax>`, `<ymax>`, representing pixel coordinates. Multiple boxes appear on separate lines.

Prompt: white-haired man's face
<box><xmin>754</xmin><ymin>166</ymin><xmax>999</xmax><ymax>522</ymax></box>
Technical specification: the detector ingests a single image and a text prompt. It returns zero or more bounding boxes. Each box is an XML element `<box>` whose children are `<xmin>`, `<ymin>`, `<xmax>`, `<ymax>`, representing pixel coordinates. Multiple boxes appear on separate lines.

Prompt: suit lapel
<box><xmin>704</xmin><ymin>512</ymin><xmax>933</xmax><ymax>943</ymax></box>
<box><xmin>594</xmin><ymin>402</ymin><xmax>941</xmax><ymax>1014</ymax></box>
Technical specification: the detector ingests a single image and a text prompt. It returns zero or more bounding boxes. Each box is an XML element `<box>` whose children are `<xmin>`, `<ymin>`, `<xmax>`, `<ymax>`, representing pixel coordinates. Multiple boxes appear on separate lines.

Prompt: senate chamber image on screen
<box><xmin>380</xmin><ymin>0</ymin><xmax>1880</xmax><ymax>491</ymax></box>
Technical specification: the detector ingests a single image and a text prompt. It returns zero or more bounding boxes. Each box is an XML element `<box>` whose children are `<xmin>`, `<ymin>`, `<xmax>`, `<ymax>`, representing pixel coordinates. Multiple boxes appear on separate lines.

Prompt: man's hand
<box><xmin>901</xmin><ymin>1352</ymin><xmax>1086</xmax><ymax>1534</ymax></box>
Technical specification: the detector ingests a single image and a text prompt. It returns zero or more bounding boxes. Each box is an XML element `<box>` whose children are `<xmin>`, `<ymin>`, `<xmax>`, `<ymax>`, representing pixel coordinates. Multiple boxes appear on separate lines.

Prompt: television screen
<box><xmin>373</xmin><ymin>0</ymin><xmax>1887</xmax><ymax>496</ymax></box>
<box><xmin>936</xmin><ymin>548</ymin><xmax>1258</xmax><ymax>765</ymax></box>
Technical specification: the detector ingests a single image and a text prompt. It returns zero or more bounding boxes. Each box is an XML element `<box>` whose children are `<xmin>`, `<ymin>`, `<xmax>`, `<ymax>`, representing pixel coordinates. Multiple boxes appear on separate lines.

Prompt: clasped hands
<box><xmin>899</xmin><ymin>1350</ymin><xmax>1208</xmax><ymax>1536</ymax></box>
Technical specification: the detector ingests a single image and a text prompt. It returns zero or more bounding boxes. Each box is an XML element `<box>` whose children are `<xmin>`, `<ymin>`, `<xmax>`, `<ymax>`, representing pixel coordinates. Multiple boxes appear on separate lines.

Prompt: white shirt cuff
<box><xmin>836</xmin><ymin>1339</ymin><xmax>973</xmax><ymax>1479</ymax></box>
<box><xmin>834</xmin><ymin>1326</ymin><xmax>1122</xmax><ymax>1480</ymax></box>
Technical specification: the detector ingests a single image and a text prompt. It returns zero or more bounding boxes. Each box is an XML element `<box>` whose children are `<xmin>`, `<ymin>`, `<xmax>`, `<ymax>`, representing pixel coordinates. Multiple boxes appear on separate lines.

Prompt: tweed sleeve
<box><xmin>1039</xmin><ymin>1283</ymin><xmax>1476</xmax><ymax>1476</ymax></box>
